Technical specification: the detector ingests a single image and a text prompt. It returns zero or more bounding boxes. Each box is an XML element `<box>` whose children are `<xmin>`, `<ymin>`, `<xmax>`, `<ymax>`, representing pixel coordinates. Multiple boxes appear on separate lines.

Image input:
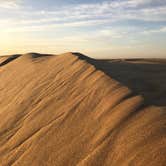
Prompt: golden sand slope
<box><xmin>0</xmin><ymin>53</ymin><xmax>165</xmax><ymax>166</ymax></box>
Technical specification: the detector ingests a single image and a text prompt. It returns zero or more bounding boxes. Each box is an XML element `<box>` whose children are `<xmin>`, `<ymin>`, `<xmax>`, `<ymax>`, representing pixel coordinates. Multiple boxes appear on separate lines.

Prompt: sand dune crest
<box><xmin>0</xmin><ymin>52</ymin><xmax>165</xmax><ymax>166</ymax></box>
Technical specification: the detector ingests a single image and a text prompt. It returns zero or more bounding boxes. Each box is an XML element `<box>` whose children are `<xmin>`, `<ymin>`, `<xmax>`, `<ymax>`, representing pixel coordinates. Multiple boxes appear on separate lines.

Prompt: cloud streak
<box><xmin>143</xmin><ymin>26</ymin><xmax>166</xmax><ymax>34</ymax></box>
<box><xmin>0</xmin><ymin>0</ymin><xmax>21</xmax><ymax>9</ymax></box>
<box><xmin>0</xmin><ymin>0</ymin><xmax>166</xmax><ymax>57</ymax></box>
<box><xmin>1</xmin><ymin>0</ymin><xmax>166</xmax><ymax>26</ymax></box>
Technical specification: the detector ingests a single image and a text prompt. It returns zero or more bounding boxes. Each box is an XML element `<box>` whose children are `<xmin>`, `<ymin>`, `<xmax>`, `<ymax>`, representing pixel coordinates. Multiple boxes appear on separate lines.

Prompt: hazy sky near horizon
<box><xmin>0</xmin><ymin>0</ymin><xmax>166</xmax><ymax>58</ymax></box>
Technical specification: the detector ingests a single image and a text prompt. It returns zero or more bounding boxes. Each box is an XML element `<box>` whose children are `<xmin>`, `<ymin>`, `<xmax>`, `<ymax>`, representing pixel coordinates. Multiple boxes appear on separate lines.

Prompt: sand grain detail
<box><xmin>0</xmin><ymin>52</ymin><xmax>165</xmax><ymax>166</ymax></box>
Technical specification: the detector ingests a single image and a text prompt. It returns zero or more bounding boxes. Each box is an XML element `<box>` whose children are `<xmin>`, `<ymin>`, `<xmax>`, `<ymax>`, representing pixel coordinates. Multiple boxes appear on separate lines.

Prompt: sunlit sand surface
<box><xmin>0</xmin><ymin>52</ymin><xmax>165</xmax><ymax>166</ymax></box>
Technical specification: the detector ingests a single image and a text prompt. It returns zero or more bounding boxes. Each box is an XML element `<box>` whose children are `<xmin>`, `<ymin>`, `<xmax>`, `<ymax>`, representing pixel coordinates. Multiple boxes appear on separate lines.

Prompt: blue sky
<box><xmin>0</xmin><ymin>0</ymin><xmax>166</xmax><ymax>58</ymax></box>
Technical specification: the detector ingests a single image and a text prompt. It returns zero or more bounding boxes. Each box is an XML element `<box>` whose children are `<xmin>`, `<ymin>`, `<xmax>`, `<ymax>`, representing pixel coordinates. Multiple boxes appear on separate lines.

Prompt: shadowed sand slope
<box><xmin>0</xmin><ymin>52</ymin><xmax>165</xmax><ymax>166</ymax></box>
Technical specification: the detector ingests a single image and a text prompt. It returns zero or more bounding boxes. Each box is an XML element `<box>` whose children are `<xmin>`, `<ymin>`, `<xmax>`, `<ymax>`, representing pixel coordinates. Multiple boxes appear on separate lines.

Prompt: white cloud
<box><xmin>36</xmin><ymin>1</ymin><xmax>166</xmax><ymax>22</ymax></box>
<box><xmin>0</xmin><ymin>0</ymin><xmax>21</xmax><ymax>9</ymax></box>
<box><xmin>0</xmin><ymin>0</ymin><xmax>166</xmax><ymax>58</ymax></box>
<box><xmin>0</xmin><ymin>0</ymin><xmax>165</xmax><ymax>35</ymax></box>
<box><xmin>143</xmin><ymin>26</ymin><xmax>166</xmax><ymax>34</ymax></box>
<box><xmin>1</xmin><ymin>19</ymin><xmax>114</xmax><ymax>33</ymax></box>
<box><xmin>0</xmin><ymin>0</ymin><xmax>166</xmax><ymax>30</ymax></box>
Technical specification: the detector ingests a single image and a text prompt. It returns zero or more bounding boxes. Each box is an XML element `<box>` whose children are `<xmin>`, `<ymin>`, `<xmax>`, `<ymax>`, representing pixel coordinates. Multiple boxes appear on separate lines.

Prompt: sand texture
<box><xmin>0</xmin><ymin>52</ymin><xmax>166</xmax><ymax>166</ymax></box>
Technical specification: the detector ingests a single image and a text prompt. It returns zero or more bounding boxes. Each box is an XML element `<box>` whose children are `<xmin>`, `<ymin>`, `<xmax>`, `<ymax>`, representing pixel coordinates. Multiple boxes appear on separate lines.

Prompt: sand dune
<box><xmin>0</xmin><ymin>52</ymin><xmax>165</xmax><ymax>166</ymax></box>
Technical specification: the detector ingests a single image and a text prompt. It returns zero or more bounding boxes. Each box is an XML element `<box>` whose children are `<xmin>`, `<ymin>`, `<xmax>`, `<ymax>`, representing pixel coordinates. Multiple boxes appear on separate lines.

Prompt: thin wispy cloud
<box><xmin>0</xmin><ymin>0</ymin><xmax>21</xmax><ymax>9</ymax></box>
<box><xmin>0</xmin><ymin>0</ymin><xmax>166</xmax><ymax>58</ymax></box>
<box><xmin>1</xmin><ymin>0</ymin><xmax>166</xmax><ymax>25</ymax></box>
<box><xmin>143</xmin><ymin>26</ymin><xmax>166</xmax><ymax>34</ymax></box>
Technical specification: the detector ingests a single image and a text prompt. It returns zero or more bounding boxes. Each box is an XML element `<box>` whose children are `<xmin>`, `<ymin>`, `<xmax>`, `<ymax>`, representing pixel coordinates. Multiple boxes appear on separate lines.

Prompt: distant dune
<box><xmin>0</xmin><ymin>52</ymin><xmax>165</xmax><ymax>166</ymax></box>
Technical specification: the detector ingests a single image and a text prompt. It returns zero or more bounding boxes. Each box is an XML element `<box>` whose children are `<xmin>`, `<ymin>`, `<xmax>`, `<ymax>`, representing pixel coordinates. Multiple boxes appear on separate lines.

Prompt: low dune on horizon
<box><xmin>0</xmin><ymin>52</ymin><xmax>166</xmax><ymax>166</ymax></box>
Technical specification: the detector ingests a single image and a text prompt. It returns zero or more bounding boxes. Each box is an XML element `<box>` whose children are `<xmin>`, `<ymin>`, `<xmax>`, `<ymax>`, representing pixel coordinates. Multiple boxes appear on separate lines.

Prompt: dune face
<box><xmin>0</xmin><ymin>52</ymin><xmax>165</xmax><ymax>166</ymax></box>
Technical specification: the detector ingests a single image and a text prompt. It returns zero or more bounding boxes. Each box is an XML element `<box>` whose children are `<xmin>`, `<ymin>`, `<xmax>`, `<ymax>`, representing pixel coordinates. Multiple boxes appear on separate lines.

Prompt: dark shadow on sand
<box><xmin>73</xmin><ymin>52</ymin><xmax>166</xmax><ymax>106</ymax></box>
<box><xmin>0</xmin><ymin>54</ymin><xmax>21</xmax><ymax>67</ymax></box>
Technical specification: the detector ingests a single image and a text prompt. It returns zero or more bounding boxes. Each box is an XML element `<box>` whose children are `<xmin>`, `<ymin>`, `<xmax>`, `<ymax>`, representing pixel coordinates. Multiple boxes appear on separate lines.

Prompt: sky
<box><xmin>0</xmin><ymin>0</ymin><xmax>166</xmax><ymax>58</ymax></box>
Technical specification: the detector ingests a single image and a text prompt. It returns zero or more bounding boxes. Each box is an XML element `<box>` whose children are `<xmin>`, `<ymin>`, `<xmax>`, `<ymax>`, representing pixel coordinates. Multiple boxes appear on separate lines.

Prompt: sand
<box><xmin>0</xmin><ymin>52</ymin><xmax>165</xmax><ymax>166</ymax></box>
